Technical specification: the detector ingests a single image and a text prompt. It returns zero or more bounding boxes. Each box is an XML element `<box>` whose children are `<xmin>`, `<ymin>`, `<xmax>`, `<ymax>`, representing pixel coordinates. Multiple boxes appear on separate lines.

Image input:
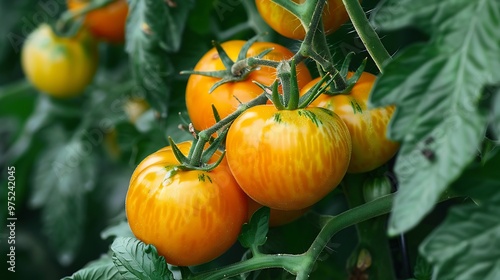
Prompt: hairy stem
<box><xmin>342</xmin><ymin>0</ymin><xmax>391</xmax><ymax>72</ymax></box>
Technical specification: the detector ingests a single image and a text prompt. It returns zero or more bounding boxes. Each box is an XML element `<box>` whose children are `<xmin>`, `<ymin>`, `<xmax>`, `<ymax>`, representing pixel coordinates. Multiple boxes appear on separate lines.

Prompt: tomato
<box><xmin>186</xmin><ymin>40</ymin><xmax>312</xmax><ymax>132</ymax></box>
<box><xmin>247</xmin><ymin>198</ymin><xmax>308</xmax><ymax>227</ymax></box>
<box><xmin>125</xmin><ymin>142</ymin><xmax>248</xmax><ymax>266</ymax></box>
<box><xmin>124</xmin><ymin>97</ymin><xmax>150</xmax><ymax>124</ymax></box>
<box><xmin>255</xmin><ymin>0</ymin><xmax>352</xmax><ymax>40</ymax></box>
<box><xmin>67</xmin><ymin>0</ymin><xmax>128</xmax><ymax>43</ymax></box>
<box><xmin>21</xmin><ymin>24</ymin><xmax>98</xmax><ymax>98</ymax></box>
<box><xmin>226</xmin><ymin>105</ymin><xmax>351</xmax><ymax>210</ymax></box>
<box><xmin>301</xmin><ymin>72</ymin><xmax>399</xmax><ymax>173</ymax></box>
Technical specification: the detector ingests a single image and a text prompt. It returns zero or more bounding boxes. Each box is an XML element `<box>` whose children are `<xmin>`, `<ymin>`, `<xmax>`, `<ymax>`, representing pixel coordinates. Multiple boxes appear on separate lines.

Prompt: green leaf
<box><xmin>451</xmin><ymin>146</ymin><xmax>500</xmax><ymax>202</ymax></box>
<box><xmin>30</xmin><ymin>128</ymin><xmax>97</xmax><ymax>265</ymax></box>
<box><xmin>238</xmin><ymin>206</ymin><xmax>270</xmax><ymax>249</ymax></box>
<box><xmin>413</xmin><ymin>255</ymin><xmax>432</xmax><ymax>280</ymax></box>
<box><xmin>419</xmin><ymin>193</ymin><xmax>500</xmax><ymax>280</ymax></box>
<box><xmin>111</xmin><ymin>237</ymin><xmax>173</xmax><ymax>280</ymax></box>
<box><xmin>63</xmin><ymin>254</ymin><xmax>124</xmax><ymax>280</ymax></box>
<box><xmin>126</xmin><ymin>0</ymin><xmax>180</xmax><ymax>118</ymax></box>
<box><xmin>370</xmin><ymin>0</ymin><xmax>500</xmax><ymax>235</ymax></box>
<box><xmin>492</xmin><ymin>89</ymin><xmax>500</xmax><ymax>139</ymax></box>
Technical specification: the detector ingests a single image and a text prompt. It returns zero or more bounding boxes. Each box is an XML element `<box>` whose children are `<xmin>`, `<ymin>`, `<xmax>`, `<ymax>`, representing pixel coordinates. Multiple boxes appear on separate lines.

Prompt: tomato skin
<box><xmin>247</xmin><ymin>198</ymin><xmax>308</xmax><ymax>227</ymax></box>
<box><xmin>301</xmin><ymin>72</ymin><xmax>399</xmax><ymax>173</ymax></box>
<box><xmin>67</xmin><ymin>0</ymin><xmax>128</xmax><ymax>43</ymax></box>
<box><xmin>125</xmin><ymin>142</ymin><xmax>248</xmax><ymax>266</ymax></box>
<box><xmin>226</xmin><ymin>105</ymin><xmax>351</xmax><ymax>210</ymax></box>
<box><xmin>21</xmin><ymin>24</ymin><xmax>98</xmax><ymax>98</ymax></box>
<box><xmin>256</xmin><ymin>0</ymin><xmax>352</xmax><ymax>40</ymax></box>
<box><xmin>186</xmin><ymin>40</ymin><xmax>312</xmax><ymax>132</ymax></box>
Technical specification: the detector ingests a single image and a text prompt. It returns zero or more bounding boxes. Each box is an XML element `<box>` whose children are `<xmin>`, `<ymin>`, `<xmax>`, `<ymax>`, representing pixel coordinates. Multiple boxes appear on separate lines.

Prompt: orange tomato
<box><xmin>126</xmin><ymin>142</ymin><xmax>248</xmax><ymax>266</ymax></box>
<box><xmin>301</xmin><ymin>72</ymin><xmax>399</xmax><ymax>173</ymax></box>
<box><xmin>226</xmin><ymin>105</ymin><xmax>351</xmax><ymax>210</ymax></box>
<box><xmin>67</xmin><ymin>0</ymin><xmax>128</xmax><ymax>43</ymax></box>
<box><xmin>255</xmin><ymin>0</ymin><xmax>353</xmax><ymax>40</ymax></box>
<box><xmin>185</xmin><ymin>40</ymin><xmax>312</xmax><ymax>132</ymax></box>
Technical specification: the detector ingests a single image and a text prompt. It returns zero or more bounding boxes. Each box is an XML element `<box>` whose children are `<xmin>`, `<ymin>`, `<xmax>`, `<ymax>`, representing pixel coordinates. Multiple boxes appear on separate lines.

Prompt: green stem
<box><xmin>342</xmin><ymin>0</ymin><xmax>391</xmax><ymax>72</ymax></box>
<box><xmin>190</xmin><ymin>193</ymin><xmax>396</xmax><ymax>280</ymax></box>
<box><xmin>342</xmin><ymin>174</ymin><xmax>396</xmax><ymax>280</ymax></box>
<box><xmin>190</xmin><ymin>254</ymin><xmax>303</xmax><ymax>280</ymax></box>
<box><xmin>188</xmin><ymin>93</ymin><xmax>268</xmax><ymax>166</ymax></box>
<box><xmin>298</xmin><ymin>192</ymin><xmax>395</xmax><ymax>279</ymax></box>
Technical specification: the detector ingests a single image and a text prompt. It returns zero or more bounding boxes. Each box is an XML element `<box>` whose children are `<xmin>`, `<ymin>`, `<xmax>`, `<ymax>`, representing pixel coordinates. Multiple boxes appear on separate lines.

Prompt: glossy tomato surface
<box><xmin>21</xmin><ymin>24</ymin><xmax>98</xmax><ymax>98</ymax></box>
<box><xmin>302</xmin><ymin>72</ymin><xmax>399</xmax><ymax>173</ymax></box>
<box><xmin>126</xmin><ymin>142</ymin><xmax>248</xmax><ymax>266</ymax></box>
<box><xmin>255</xmin><ymin>0</ymin><xmax>352</xmax><ymax>40</ymax></box>
<box><xmin>226</xmin><ymin>105</ymin><xmax>351</xmax><ymax>210</ymax></box>
<box><xmin>185</xmin><ymin>40</ymin><xmax>312</xmax><ymax>132</ymax></box>
<box><xmin>67</xmin><ymin>0</ymin><xmax>128</xmax><ymax>43</ymax></box>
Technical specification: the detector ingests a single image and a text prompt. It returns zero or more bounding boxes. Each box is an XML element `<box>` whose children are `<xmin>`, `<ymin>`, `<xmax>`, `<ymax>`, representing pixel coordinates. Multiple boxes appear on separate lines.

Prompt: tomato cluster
<box><xmin>125</xmin><ymin>2</ymin><xmax>398</xmax><ymax>268</ymax></box>
<box><xmin>21</xmin><ymin>0</ymin><xmax>128</xmax><ymax>98</ymax></box>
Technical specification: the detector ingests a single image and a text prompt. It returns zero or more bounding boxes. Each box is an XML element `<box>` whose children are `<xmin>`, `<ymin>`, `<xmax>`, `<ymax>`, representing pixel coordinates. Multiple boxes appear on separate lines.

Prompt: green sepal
<box><xmin>211</xmin><ymin>104</ymin><xmax>221</xmax><ymax>123</ymax></box>
<box><xmin>168</xmin><ymin>137</ymin><xmax>189</xmax><ymax>165</ymax></box>
<box><xmin>200</xmin><ymin>128</ymin><xmax>228</xmax><ymax>165</ymax></box>
<box><xmin>298</xmin><ymin>72</ymin><xmax>336</xmax><ymax>108</ymax></box>
<box><xmin>212</xmin><ymin>40</ymin><xmax>235</xmax><ymax>70</ymax></box>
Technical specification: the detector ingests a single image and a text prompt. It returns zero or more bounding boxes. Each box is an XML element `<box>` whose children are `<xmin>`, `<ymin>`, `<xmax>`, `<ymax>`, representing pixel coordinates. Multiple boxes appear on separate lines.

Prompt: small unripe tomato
<box><xmin>362</xmin><ymin>175</ymin><xmax>393</xmax><ymax>202</ymax></box>
<box><xmin>126</xmin><ymin>142</ymin><xmax>248</xmax><ymax>266</ymax></box>
<box><xmin>21</xmin><ymin>24</ymin><xmax>98</xmax><ymax>98</ymax></box>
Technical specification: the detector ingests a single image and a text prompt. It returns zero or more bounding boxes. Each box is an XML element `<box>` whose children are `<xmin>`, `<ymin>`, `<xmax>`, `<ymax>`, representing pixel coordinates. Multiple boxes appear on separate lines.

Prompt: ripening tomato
<box><xmin>21</xmin><ymin>24</ymin><xmax>98</xmax><ymax>98</ymax></box>
<box><xmin>124</xmin><ymin>97</ymin><xmax>150</xmax><ymax>124</ymax></box>
<box><xmin>185</xmin><ymin>40</ymin><xmax>312</xmax><ymax>132</ymax></box>
<box><xmin>67</xmin><ymin>0</ymin><xmax>128</xmax><ymax>43</ymax></box>
<box><xmin>126</xmin><ymin>142</ymin><xmax>248</xmax><ymax>266</ymax></box>
<box><xmin>301</xmin><ymin>72</ymin><xmax>399</xmax><ymax>173</ymax></box>
<box><xmin>247</xmin><ymin>198</ymin><xmax>308</xmax><ymax>227</ymax></box>
<box><xmin>226</xmin><ymin>105</ymin><xmax>351</xmax><ymax>211</ymax></box>
<box><xmin>255</xmin><ymin>0</ymin><xmax>353</xmax><ymax>40</ymax></box>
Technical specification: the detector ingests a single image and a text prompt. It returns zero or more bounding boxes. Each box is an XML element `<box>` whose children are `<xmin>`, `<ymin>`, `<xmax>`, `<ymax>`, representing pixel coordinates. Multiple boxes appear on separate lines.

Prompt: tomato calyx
<box><xmin>180</xmin><ymin>36</ymin><xmax>279</xmax><ymax>93</ymax></box>
<box><xmin>266</xmin><ymin>59</ymin><xmax>336</xmax><ymax>110</ymax></box>
<box><xmin>168</xmin><ymin>134</ymin><xmax>226</xmax><ymax>172</ymax></box>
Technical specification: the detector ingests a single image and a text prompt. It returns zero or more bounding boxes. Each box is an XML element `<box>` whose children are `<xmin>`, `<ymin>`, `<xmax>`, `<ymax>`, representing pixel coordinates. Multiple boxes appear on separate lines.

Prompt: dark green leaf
<box><xmin>370</xmin><ymin>0</ymin><xmax>500</xmax><ymax>235</ymax></box>
<box><xmin>126</xmin><ymin>0</ymin><xmax>184</xmax><ymax>118</ymax></box>
<box><xmin>492</xmin><ymin>89</ymin><xmax>500</xmax><ymax>139</ymax></box>
<box><xmin>29</xmin><ymin>126</ymin><xmax>97</xmax><ymax>265</ymax></box>
<box><xmin>63</xmin><ymin>254</ymin><xmax>124</xmax><ymax>280</ymax></box>
<box><xmin>413</xmin><ymin>255</ymin><xmax>432</xmax><ymax>280</ymax></box>
<box><xmin>111</xmin><ymin>237</ymin><xmax>173</xmax><ymax>280</ymax></box>
<box><xmin>420</xmin><ymin>193</ymin><xmax>500</xmax><ymax>280</ymax></box>
<box><xmin>451</xmin><ymin>147</ymin><xmax>500</xmax><ymax>201</ymax></box>
<box><xmin>238</xmin><ymin>206</ymin><xmax>270</xmax><ymax>249</ymax></box>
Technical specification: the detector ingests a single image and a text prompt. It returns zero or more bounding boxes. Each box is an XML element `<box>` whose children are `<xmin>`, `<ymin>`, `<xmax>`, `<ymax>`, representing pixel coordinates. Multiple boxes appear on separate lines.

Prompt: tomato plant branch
<box><xmin>342</xmin><ymin>174</ymin><xmax>396</xmax><ymax>279</ymax></box>
<box><xmin>297</xmin><ymin>192</ymin><xmax>395</xmax><ymax>279</ymax></box>
<box><xmin>189</xmin><ymin>254</ymin><xmax>303</xmax><ymax>280</ymax></box>
<box><xmin>342</xmin><ymin>0</ymin><xmax>391</xmax><ymax>72</ymax></box>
